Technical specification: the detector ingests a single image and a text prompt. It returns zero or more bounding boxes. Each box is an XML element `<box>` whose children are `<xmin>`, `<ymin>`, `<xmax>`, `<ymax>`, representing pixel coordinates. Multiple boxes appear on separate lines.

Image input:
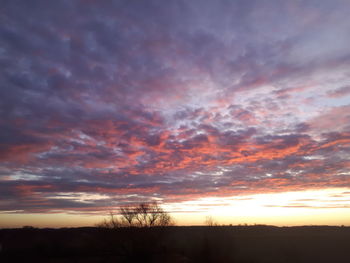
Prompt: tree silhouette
<box><xmin>133</xmin><ymin>202</ymin><xmax>172</xmax><ymax>227</ymax></box>
<box><xmin>205</xmin><ymin>216</ymin><xmax>218</xmax><ymax>226</ymax></box>
<box><xmin>120</xmin><ymin>206</ymin><xmax>137</xmax><ymax>226</ymax></box>
<box><xmin>98</xmin><ymin>202</ymin><xmax>174</xmax><ymax>228</ymax></box>
<box><xmin>95</xmin><ymin>211</ymin><xmax>122</xmax><ymax>228</ymax></box>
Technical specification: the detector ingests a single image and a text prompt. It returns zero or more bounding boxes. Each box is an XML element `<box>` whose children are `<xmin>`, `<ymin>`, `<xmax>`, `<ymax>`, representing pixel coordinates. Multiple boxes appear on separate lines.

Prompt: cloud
<box><xmin>1</xmin><ymin>0</ymin><xmax>350</xmax><ymax>213</ymax></box>
<box><xmin>307</xmin><ymin>106</ymin><xmax>350</xmax><ymax>132</ymax></box>
<box><xmin>327</xmin><ymin>86</ymin><xmax>350</xmax><ymax>98</ymax></box>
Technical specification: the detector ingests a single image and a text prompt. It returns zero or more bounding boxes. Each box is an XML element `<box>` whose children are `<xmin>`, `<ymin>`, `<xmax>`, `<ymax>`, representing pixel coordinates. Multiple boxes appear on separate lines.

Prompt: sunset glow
<box><xmin>1</xmin><ymin>0</ymin><xmax>350</xmax><ymax>228</ymax></box>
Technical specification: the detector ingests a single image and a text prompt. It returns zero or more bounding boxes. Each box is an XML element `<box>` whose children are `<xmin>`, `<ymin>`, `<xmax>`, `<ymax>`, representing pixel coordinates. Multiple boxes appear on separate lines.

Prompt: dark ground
<box><xmin>0</xmin><ymin>225</ymin><xmax>349</xmax><ymax>263</ymax></box>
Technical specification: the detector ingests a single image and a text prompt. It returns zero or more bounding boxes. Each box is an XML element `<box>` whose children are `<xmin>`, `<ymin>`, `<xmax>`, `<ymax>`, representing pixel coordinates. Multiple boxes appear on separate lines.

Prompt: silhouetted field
<box><xmin>0</xmin><ymin>225</ymin><xmax>349</xmax><ymax>262</ymax></box>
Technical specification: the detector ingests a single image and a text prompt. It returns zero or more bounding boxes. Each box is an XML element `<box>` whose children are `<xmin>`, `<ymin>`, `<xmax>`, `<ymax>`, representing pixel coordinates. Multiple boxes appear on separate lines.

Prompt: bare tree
<box><xmin>205</xmin><ymin>215</ymin><xmax>217</xmax><ymax>226</ymax></box>
<box><xmin>120</xmin><ymin>205</ymin><xmax>137</xmax><ymax>226</ymax></box>
<box><xmin>129</xmin><ymin>202</ymin><xmax>173</xmax><ymax>227</ymax></box>
<box><xmin>96</xmin><ymin>202</ymin><xmax>173</xmax><ymax>228</ymax></box>
<box><xmin>96</xmin><ymin>211</ymin><xmax>122</xmax><ymax>228</ymax></box>
<box><xmin>159</xmin><ymin>211</ymin><xmax>173</xmax><ymax>226</ymax></box>
<box><xmin>147</xmin><ymin>202</ymin><xmax>163</xmax><ymax>226</ymax></box>
<box><xmin>109</xmin><ymin>212</ymin><xmax>121</xmax><ymax>228</ymax></box>
<box><xmin>136</xmin><ymin>203</ymin><xmax>150</xmax><ymax>227</ymax></box>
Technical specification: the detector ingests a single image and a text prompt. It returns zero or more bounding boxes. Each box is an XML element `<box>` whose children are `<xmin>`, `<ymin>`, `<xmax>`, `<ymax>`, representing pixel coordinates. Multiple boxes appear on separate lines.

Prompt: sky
<box><xmin>1</xmin><ymin>0</ymin><xmax>350</xmax><ymax>228</ymax></box>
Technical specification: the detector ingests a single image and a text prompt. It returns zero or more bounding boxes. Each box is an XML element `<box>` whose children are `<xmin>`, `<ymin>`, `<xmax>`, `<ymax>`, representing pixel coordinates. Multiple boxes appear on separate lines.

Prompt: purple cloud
<box><xmin>1</xmin><ymin>0</ymin><xmax>350</xmax><ymax>214</ymax></box>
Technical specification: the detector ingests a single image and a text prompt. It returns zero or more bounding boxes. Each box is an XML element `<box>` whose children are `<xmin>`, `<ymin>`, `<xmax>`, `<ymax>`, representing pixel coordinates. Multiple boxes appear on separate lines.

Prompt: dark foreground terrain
<box><xmin>0</xmin><ymin>225</ymin><xmax>349</xmax><ymax>263</ymax></box>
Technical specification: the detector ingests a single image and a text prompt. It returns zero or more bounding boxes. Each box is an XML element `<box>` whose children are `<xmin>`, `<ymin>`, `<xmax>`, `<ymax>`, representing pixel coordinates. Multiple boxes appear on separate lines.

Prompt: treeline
<box><xmin>97</xmin><ymin>202</ymin><xmax>173</xmax><ymax>228</ymax></box>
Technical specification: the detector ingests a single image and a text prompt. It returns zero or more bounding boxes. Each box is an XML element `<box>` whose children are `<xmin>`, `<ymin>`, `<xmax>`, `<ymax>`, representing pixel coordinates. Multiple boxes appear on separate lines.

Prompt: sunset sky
<box><xmin>1</xmin><ymin>0</ymin><xmax>350</xmax><ymax>228</ymax></box>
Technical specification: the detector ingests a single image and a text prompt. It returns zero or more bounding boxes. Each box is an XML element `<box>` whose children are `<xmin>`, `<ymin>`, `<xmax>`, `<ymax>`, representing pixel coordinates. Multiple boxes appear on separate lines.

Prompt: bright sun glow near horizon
<box><xmin>1</xmin><ymin>188</ymin><xmax>349</xmax><ymax>228</ymax></box>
